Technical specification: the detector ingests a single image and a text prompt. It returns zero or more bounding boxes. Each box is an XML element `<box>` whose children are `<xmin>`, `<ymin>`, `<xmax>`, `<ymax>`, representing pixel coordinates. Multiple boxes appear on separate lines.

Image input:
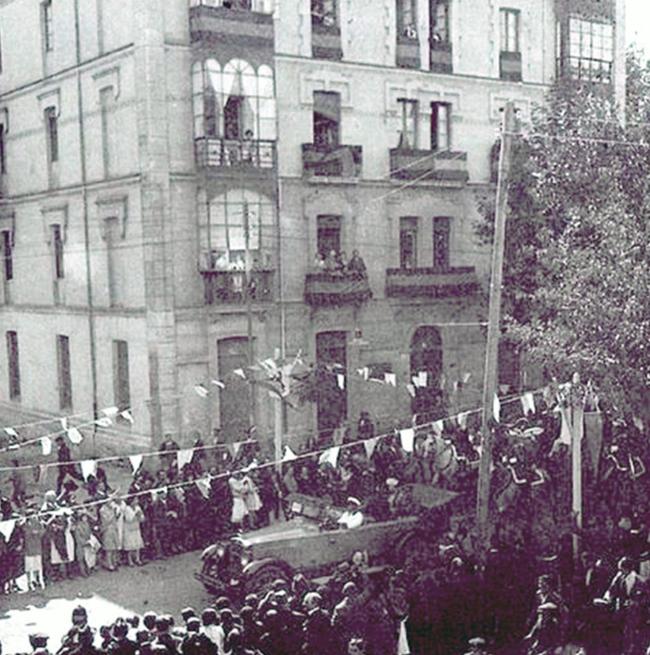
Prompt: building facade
<box><xmin>0</xmin><ymin>0</ymin><xmax>626</xmax><ymax>450</ymax></box>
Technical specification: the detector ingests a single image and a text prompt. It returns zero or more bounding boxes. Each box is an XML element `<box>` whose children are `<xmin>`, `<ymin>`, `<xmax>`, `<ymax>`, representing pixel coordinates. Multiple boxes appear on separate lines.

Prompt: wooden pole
<box><xmin>243</xmin><ymin>201</ymin><xmax>256</xmax><ymax>426</ymax></box>
<box><xmin>476</xmin><ymin>101</ymin><xmax>517</xmax><ymax>550</ymax></box>
<box><xmin>571</xmin><ymin>384</ymin><xmax>584</xmax><ymax>559</ymax></box>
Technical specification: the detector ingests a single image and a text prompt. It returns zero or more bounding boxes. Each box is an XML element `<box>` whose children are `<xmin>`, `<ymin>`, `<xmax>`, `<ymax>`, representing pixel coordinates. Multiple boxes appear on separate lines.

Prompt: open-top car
<box><xmin>195</xmin><ymin>484</ymin><xmax>461</xmax><ymax>597</ymax></box>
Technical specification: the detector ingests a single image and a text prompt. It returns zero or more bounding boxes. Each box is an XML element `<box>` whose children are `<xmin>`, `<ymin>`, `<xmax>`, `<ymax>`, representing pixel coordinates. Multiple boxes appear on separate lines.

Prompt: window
<box><xmin>397</xmin><ymin>0</ymin><xmax>418</xmax><ymax>39</ymax></box>
<box><xmin>113</xmin><ymin>340</ymin><xmax>130</xmax><ymax>412</ymax></box>
<box><xmin>56</xmin><ymin>334</ymin><xmax>72</xmax><ymax>410</ymax></box>
<box><xmin>430</xmin><ymin>102</ymin><xmax>451</xmax><ymax>151</ymax></box>
<box><xmin>2</xmin><ymin>231</ymin><xmax>12</xmax><ymax>282</ymax></box>
<box><xmin>42</xmin><ymin>1</ymin><xmax>54</xmax><ymax>52</ymax></box>
<box><xmin>317</xmin><ymin>215</ymin><xmax>341</xmax><ymax>257</ymax></box>
<box><xmin>430</xmin><ymin>0</ymin><xmax>449</xmax><ymax>43</ymax></box>
<box><xmin>311</xmin><ymin>0</ymin><xmax>337</xmax><ymax>27</ymax></box>
<box><xmin>45</xmin><ymin>107</ymin><xmax>58</xmax><ymax>163</ymax></box>
<box><xmin>432</xmin><ymin>216</ymin><xmax>450</xmax><ymax>269</ymax></box>
<box><xmin>99</xmin><ymin>87</ymin><xmax>116</xmax><ymax>178</ymax></box>
<box><xmin>397</xmin><ymin>98</ymin><xmax>418</xmax><ymax>149</ymax></box>
<box><xmin>313</xmin><ymin>91</ymin><xmax>340</xmax><ymax>149</ymax></box>
<box><xmin>400</xmin><ymin>217</ymin><xmax>418</xmax><ymax>269</ymax></box>
<box><xmin>568</xmin><ymin>17</ymin><xmax>613</xmax><ymax>82</ymax></box>
<box><xmin>6</xmin><ymin>331</ymin><xmax>20</xmax><ymax>400</ymax></box>
<box><xmin>500</xmin><ymin>8</ymin><xmax>520</xmax><ymax>53</ymax></box>
<box><xmin>0</xmin><ymin>124</ymin><xmax>6</xmax><ymax>174</ymax></box>
<box><xmin>224</xmin><ymin>95</ymin><xmax>254</xmax><ymax>140</ymax></box>
<box><xmin>52</xmin><ymin>224</ymin><xmax>64</xmax><ymax>279</ymax></box>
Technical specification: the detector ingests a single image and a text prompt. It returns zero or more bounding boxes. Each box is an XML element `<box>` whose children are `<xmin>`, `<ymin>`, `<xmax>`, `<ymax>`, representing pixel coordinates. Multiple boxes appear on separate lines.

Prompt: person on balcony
<box><xmin>324</xmin><ymin>250</ymin><xmax>340</xmax><ymax>274</ymax></box>
<box><xmin>347</xmin><ymin>250</ymin><xmax>367</xmax><ymax>280</ymax></box>
<box><xmin>313</xmin><ymin>251</ymin><xmax>326</xmax><ymax>272</ymax></box>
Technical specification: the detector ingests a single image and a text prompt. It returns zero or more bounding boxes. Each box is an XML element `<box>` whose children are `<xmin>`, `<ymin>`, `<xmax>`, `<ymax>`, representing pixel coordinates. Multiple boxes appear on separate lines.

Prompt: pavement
<box><xmin>0</xmin><ymin>550</ymin><xmax>212</xmax><ymax>654</ymax></box>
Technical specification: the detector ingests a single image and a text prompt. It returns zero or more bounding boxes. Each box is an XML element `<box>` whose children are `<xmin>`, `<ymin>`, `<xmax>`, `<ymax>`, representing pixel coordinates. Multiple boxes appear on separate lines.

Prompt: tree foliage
<box><xmin>475</xmin><ymin>53</ymin><xmax>650</xmax><ymax>421</ymax></box>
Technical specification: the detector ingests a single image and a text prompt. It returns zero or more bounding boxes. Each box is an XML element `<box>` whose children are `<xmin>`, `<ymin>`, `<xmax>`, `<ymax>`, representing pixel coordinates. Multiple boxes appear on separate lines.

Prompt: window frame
<box><xmin>42</xmin><ymin>0</ymin><xmax>54</xmax><ymax>52</ymax></box>
<box><xmin>313</xmin><ymin>90</ymin><xmax>341</xmax><ymax>149</ymax></box>
<box><xmin>56</xmin><ymin>334</ymin><xmax>72</xmax><ymax>411</ymax></box>
<box><xmin>45</xmin><ymin>106</ymin><xmax>59</xmax><ymax>163</ymax></box>
<box><xmin>6</xmin><ymin>330</ymin><xmax>20</xmax><ymax>401</ymax></box>
<box><xmin>397</xmin><ymin>98</ymin><xmax>418</xmax><ymax>150</ymax></box>
<box><xmin>316</xmin><ymin>214</ymin><xmax>342</xmax><ymax>258</ymax></box>
<box><xmin>397</xmin><ymin>0</ymin><xmax>418</xmax><ymax>39</ymax></box>
<box><xmin>399</xmin><ymin>216</ymin><xmax>418</xmax><ymax>269</ymax></box>
<box><xmin>567</xmin><ymin>16</ymin><xmax>614</xmax><ymax>83</ymax></box>
<box><xmin>2</xmin><ymin>230</ymin><xmax>12</xmax><ymax>282</ymax></box>
<box><xmin>113</xmin><ymin>339</ymin><xmax>131</xmax><ymax>412</ymax></box>
<box><xmin>52</xmin><ymin>224</ymin><xmax>64</xmax><ymax>280</ymax></box>
<box><xmin>311</xmin><ymin>0</ymin><xmax>337</xmax><ymax>28</ymax></box>
<box><xmin>430</xmin><ymin>101</ymin><xmax>451</xmax><ymax>151</ymax></box>
<box><xmin>430</xmin><ymin>0</ymin><xmax>450</xmax><ymax>44</ymax></box>
<box><xmin>500</xmin><ymin>8</ymin><xmax>520</xmax><ymax>53</ymax></box>
<box><xmin>432</xmin><ymin>216</ymin><xmax>451</xmax><ymax>270</ymax></box>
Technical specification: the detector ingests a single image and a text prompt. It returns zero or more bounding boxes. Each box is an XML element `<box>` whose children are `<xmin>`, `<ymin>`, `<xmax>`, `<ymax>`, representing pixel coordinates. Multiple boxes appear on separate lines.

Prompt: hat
<box><xmin>111</xmin><ymin>620</ymin><xmax>129</xmax><ymax>640</ymax></box>
<box><xmin>186</xmin><ymin>618</ymin><xmax>201</xmax><ymax>632</ymax></box>
<box><xmin>386</xmin><ymin>478</ymin><xmax>399</xmax><ymax>487</ymax></box>
<box><xmin>29</xmin><ymin>634</ymin><xmax>49</xmax><ymax>649</ymax></box>
<box><xmin>469</xmin><ymin>637</ymin><xmax>486</xmax><ymax>646</ymax></box>
<box><xmin>272</xmin><ymin>578</ymin><xmax>288</xmax><ymax>591</ymax></box>
<box><xmin>346</xmin><ymin>497</ymin><xmax>361</xmax><ymax>507</ymax></box>
<box><xmin>214</xmin><ymin>596</ymin><xmax>230</xmax><ymax>610</ymax></box>
<box><xmin>181</xmin><ymin>607</ymin><xmax>196</xmax><ymax>621</ymax></box>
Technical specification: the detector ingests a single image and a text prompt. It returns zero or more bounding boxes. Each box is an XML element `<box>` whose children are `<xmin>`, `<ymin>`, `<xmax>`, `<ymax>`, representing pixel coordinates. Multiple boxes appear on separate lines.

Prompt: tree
<box><xmin>475</xmin><ymin>53</ymin><xmax>650</xmax><ymax>422</ymax></box>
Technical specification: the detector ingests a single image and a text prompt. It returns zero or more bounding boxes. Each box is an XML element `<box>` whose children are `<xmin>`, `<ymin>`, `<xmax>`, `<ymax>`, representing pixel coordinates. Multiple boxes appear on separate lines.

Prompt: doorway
<box><xmin>410</xmin><ymin>326</ymin><xmax>444</xmax><ymax>420</ymax></box>
<box><xmin>217</xmin><ymin>337</ymin><xmax>251</xmax><ymax>441</ymax></box>
<box><xmin>315</xmin><ymin>331</ymin><xmax>347</xmax><ymax>435</ymax></box>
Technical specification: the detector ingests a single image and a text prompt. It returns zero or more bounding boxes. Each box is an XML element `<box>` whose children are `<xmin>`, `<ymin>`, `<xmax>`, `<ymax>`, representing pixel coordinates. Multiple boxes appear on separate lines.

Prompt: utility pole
<box><xmin>476</xmin><ymin>101</ymin><xmax>517</xmax><ymax>551</ymax></box>
<box><xmin>243</xmin><ymin>201</ymin><xmax>256</xmax><ymax>426</ymax></box>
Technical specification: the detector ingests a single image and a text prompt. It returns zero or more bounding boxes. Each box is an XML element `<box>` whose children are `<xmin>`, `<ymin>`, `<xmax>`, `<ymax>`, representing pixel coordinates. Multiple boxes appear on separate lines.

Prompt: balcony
<box><xmin>396</xmin><ymin>35</ymin><xmax>420</xmax><ymax>69</ymax></box>
<box><xmin>430</xmin><ymin>40</ymin><xmax>452</xmax><ymax>74</ymax></box>
<box><xmin>304</xmin><ymin>272</ymin><xmax>372</xmax><ymax>307</ymax></box>
<box><xmin>302</xmin><ymin>144</ymin><xmax>363</xmax><ymax>179</ymax></box>
<box><xmin>311</xmin><ymin>21</ymin><xmax>343</xmax><ymax>61</ymax></box>
<box><xmin>189</xmin><ymin>0</ymin><xmax>274</xmax><ymax>47</ymax></box>
<box><xmin>500</xmin><ymin>51</ymin><xmax>522</xmax><ymax>81</ymax></box>
<box><xmin>389</xmin><ymin>148</ymin><xmax>468</xmax><ymax>184</ymax></box>
<box><xmin>201</xmin><ymin>269</ymin><xmax>274</xmax><ymax>305</ymax></box>
<box><xmin>195</xmin><ymin>137</ymin><xmax>276</xmax><ymax>171</ymax></box>
<box><xmin>385</xmin><ymin>267</ymin><xmax>480</xmax><ymax>299</ymax></box>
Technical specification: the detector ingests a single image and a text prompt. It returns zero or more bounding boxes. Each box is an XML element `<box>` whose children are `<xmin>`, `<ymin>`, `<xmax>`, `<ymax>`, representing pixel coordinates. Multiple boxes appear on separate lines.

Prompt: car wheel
<box><xmin>247</xmin><ymin>563</ymin><xmax>291</xmax><ymax>594</ymax></box>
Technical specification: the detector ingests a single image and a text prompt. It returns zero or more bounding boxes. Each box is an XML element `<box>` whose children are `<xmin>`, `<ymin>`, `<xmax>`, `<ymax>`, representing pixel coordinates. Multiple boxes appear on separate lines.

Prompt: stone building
<box><xmin>0</xmin><ymin>0</ymin><xmax>625</xmax><ymax>450</ymax></box>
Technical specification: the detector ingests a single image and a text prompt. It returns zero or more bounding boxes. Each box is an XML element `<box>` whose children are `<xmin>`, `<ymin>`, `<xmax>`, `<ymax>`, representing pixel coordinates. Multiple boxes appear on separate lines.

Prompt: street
<box><xmin>0</xmin><ymin>551</ymin><xmax>211</xmax><ymax>654</ymax></box>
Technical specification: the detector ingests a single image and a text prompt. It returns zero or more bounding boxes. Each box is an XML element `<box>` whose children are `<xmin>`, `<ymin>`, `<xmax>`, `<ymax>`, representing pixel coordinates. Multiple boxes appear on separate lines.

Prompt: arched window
<box><xmin>192</xmin><ymin>58</ymin><xmax>276</xmax><ymax>142</ymax></box>
<box><xmin>198</xmin><ymin>188</ymin><xmax>274</xmax><ymax>270</ymax></box>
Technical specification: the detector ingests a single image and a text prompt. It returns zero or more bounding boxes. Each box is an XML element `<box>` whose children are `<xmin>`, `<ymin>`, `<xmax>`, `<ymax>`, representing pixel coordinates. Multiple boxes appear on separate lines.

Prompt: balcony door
<box><xmin>315</xmin><ymin>331</ymin><xmax>347</xmax><ymax>434</ymax></box>
<box><xmin>433</xmin><ymin>216</ymin><xmax>450</xmax><ymax>269</ymax></box>
<box><xmin>410</xmin><ymin>326</ymin><xmax>444</xmax><ymax>420</ymax></box>
<box><xmin>218</xmin><ymin>337</ymin><xmax>252</xmax><ymax>441</ymax></box>
<box><xmin>313</xmin><ymin>91</ymin><xmax>340</xmax><ymax>149</ymax></box>
<box><xmin>317</xmin><ymin>215</ymin><xmax>342</xmax><ymax>257</ymax></box>
<box><xmin>400</xmin><ymin>216</ymin><xmax>418</xmax><ymax>269</ymax></box>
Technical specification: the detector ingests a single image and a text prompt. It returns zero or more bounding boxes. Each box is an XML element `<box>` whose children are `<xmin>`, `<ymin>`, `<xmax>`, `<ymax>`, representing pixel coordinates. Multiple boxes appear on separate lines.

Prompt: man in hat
<box><xmin>29</xmin><ymin>634</ymin><xmax>50</xmax><ymax>655</ymax></box>
<box><xmin>337</xmin><ymin>497</ymin><xmax>364</xmax><ymax>529</ymax></box>
<box><xmin>180</xmin><ymin>618</ymin><xmax>215</xmax><ymax>655</ymax></box>
<box><xmin>59</xmin><ymin>606</ymin><xmax>95</xmax><ymax>655</ymax></box>
<box><xmin>463</xmin><ymin>637</ymin><xmax>491</xmax><ymax>655</ymax></box>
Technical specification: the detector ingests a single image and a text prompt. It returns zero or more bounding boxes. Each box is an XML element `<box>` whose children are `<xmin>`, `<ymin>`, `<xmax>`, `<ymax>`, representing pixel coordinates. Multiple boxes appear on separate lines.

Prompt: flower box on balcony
<box><xmin>304</xmin><ymin>272</ymin><xmax>372</xmax><ymax>307</ymax></box>
<box><xmin>500</xmin><ymin>51</ymin><xmax>523</xmax><ymax>81</ymax></box>
<box><xmin>385</xmin><ymin>267</ymin><xmax>480</xmax><ymax>299</ymax></box>
<box><xmin>302</xmin><ymin>144</ymin><xmax>363</xmax><ymax>179</ymax></box>
<box><xmin>429</xmin><ymin>39</ymin><xmax>453</xmax><ymax>74</ymax></box>
<box><xmin>389</xmin><ymin>148</ymin><xmax>468</xmax><ymax>184</ymax></box>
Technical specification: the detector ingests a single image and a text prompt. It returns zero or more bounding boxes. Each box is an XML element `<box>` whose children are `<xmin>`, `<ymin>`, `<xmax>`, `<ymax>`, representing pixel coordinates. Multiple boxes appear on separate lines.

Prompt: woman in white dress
<box><xmin>243</xmin><ymin>467</ymin><xmax>262</xmax><ymax>529</ymax></box>
<box><xmin>122</xmin><ymin>498</ymin><xmax>145</xmax><ymax>566</ymax></box>
<box><xmin>228</xmin><ymin>472</ymin><xmax>249</xmax><ymax>530</ymax></box>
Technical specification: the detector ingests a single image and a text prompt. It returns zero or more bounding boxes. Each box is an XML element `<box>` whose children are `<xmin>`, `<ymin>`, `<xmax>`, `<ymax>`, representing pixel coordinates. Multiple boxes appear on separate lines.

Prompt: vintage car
<box><xmin>195</xmin><ymin>485</ymin><xmax>460</xmax><ymax>597</ymax></box>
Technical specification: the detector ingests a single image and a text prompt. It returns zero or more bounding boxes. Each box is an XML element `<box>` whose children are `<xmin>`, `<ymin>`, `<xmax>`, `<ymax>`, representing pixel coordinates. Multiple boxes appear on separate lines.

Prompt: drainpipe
<box><xmin>74</xmin><ymin>0</ymin><xmax>99</xmax><ymax>452</ymax></box>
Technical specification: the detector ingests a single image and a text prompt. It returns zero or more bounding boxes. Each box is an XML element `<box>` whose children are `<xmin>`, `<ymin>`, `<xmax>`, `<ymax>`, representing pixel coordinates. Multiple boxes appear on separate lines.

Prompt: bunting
<box><xmin>364</xmin><ymin>436</ymin><xmax>379</xmax><ymax>459</ymax></box>
<box><xmin>233</xmin><ymin>369</ymin><xmax>246</xmax><ymax>379</ymax></box>
<box><xmin>194</xmin><ymin>384</ymin><xmax>209</xmax><ymax>398</ymax></box>
<box><xmin>211</xmin><ymin>379</ymin><xmax>226</xmax><ymax>390</ymax></box>
<box><xmin>95</xmin><ymin>417</ymin><xmax>113</xmax><ymax>428</ymax></box>
<box><xmin>80</xmin><ymin>460</ymin><xmax>97</xmax><ymax>481</ymax></box>
<box><xmin>129</xmin><ymin>455</ymin><xmax>143</xmax><ymax>474</ymax></box>
<box><xmin>384</xmin><ymin>373</ymin><xmax>396</xmax><ymax>387</ymax></box>
<box><xmin>120</xmin><ymin>410</ymin><xmax>135</xmax><ymax>425</ymax></box>
<box><xmin>521</xmin><ymin>392</ymin><xmax>536</xmax><ymax>416</ymax></box>
<box><xmin>0</xmin><ymin>519</ymin><xmax>16</xmax><ymax>542</ymax></box>
<box><xmin>406</xmin><ymin>384</ymin><xmax>416</xmax><ymax>398</ymax></box>
<box><xmin>493</xmin><ymin>394</ymin><xmax>501</xmax><ymax>423</ymax></box>
<box><xmin>67</xmin><ymin>428</ymin><xmax>83</xmax><ymax>445</ymax></box>
<box><xmin>337</xmin><ymin>374</ymin><xmax>346</xmax><ymax>390</ymax></box>
<box><xmin>282</xmin><ymin>446</ymin><xmax>297</xmax><ymax>462</ymax></box>
<box><xmin>195</xmin><ymin>477</ymin><xmax>211</xmax><ymax>499</ymax></box>
<box><xmin>102</xmin><ymin>407</ymin><xmax>119</xmax><ymax>419</ymax></box>
<box><xmin>432</xmin><ymin>420</ymin><xmax>444</xmax><ymax>436</ymax></box>
<box><xmin>177</xmin><ymin>449</ymin><xmax>194</xmax><ymax>470</ymax></box>
<box><xmin>4</xmin><ymin>427</ymin><xmax>18</xmax><ymax>438</ymax></box>
<box><xmin>41</xmin><ymin>437</ymin><xmax>52</xmax><ymax>456</ymax></box>
<box><xmin>319</xmin><ymin>446</ymin><xmax>340</xmax><ymax>468</ymax></box>
<box><xmin>399</xmin><ymin>428</ymin><xmax>415</xmax><ymax>453</ymax></box>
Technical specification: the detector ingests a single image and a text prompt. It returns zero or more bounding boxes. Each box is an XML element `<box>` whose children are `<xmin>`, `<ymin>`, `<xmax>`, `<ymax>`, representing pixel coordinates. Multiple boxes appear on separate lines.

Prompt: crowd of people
<box><xmin>1</xmin><ymin>400</ymin><xmax>650</xmax><ymax>654</ymax></box>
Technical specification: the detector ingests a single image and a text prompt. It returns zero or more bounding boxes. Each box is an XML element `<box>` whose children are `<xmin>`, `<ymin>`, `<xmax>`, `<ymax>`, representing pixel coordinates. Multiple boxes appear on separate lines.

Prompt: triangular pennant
<box><xmin>418</xmin><ymin>371</ymin><xmax>427</xmax><ymax>388</ymax></box>
<box><xmin>337</xmin><ymin>374</ymin><xmax>345</xmax><ymax>390</ymax></box>
<box><xmin>80</xmin><ymin>460</ymin><xmax>97</xmax><ymax>481</ymax></box>
<box><xmin>524</xmin><ymin>391</ymin><xmax>536</xmax><ymax>415</ymax></box>
<box><xmin>194</xmin><ymin>384</ymin><xmax>209</xmax><ymax>398</ymax></box>
<box><xmin>357</xmin><ymin>367</ymin><xmax>369</xmax><ymax>381</ymax></box>
<box><xmin>95</xmin><ymin>417</ymin><xmax>112</xmax><ymax>428</ymax></box>
<box><xmin>0</xmin><ymin>519</ymin><xmax>16</xmax><ymax>542</ymax></box>
<box><xmin>493</xmin><ymin>394</ymin><xmax>501</xmax><ymax>423</ymax></box>
<box><xmin>4</xmin><ymin>427</ymin><xmax>18</xmax><ymax>438</ymax></box>
<box><xmin>633</xmin><ymin>416</ymin><xmax>644</xmax><ymax>432</ymax></box>
<box><xmin>233</xmin><ymin>369</ymin><xmax>246</xmax><ymax>379</ymax></box>
<box><xmin>211</xmin><ymin>379</ymin><xmax>226</xmax><ymax>390</ymax></box>
<box><xmin>319</xmin><ymin>446</ymin><xmax>340</xmax><ymax>468</ymax></box>
<box><xmin>400</xmin><ymin>428</ymin><xmax>415</xmax><ymax>453</ymax></box>
<box><xmin>384</xmin><ymin>373</ymin><xmax>396</xmax><ymax>387</ymax></box>
<box><xmin>411</xmin><ymin>375</ymin><xmax>421</xmax><ymax>388</ymax></box>
<box><xmin>364</xmin><ymin>437</ymin><xmax>379</xmax><ymax>459</ymax></box>
<box><xmin>457</xmin><ymin>413</ymin><xmax>468</xmax><ymax>429</ymax></box>
<box><xmin>41</xmin><ymin>436</ymin><xmax>52</xmax><ymax>456</ymax></box>
<box><xmin>102</xmin><ymin>406</ymin><xmax>119</xmax><ymax>418</ymax></box>
<box><xmin>195</xmin><ymin>477</ymin><xmax>211</xmax><ymax>499</ymax></box>
<box><xmin>177</xmin><ymin>449</ymin><xmax>194</xmax><ymax>470</ymax></box>
<box><xmin>129</xmin><ymin>454</ymin><xmax>143</xmax><ymax>474</ymax></box>
<box><xmin>462</xmin><ymin>373</ymin><xmax>471</xmax><ymax>384</ymax></box>
<box><xmin>66</xmin><ymin>427</ymin><xmax>83</xmax><ymax>445</ymax></box>
<box><xmin>60</xmin><ymin>417</ymin><xmax>68</xmax><ymax>431</ymax></box>
<box><xmin>499</xmin><ymin>384</ymin><xmax>509</xmax><ymax>395</ymax></box>
<box><xmin>120</xmin><ymin>410</ymin><xmax>134</xmax><ymax>425</ymax></box>
<box><xmin>282</xmin><ymin>446</ymin><xmax>297</xmax><ymax>462</ymax></box>
<box><xmin>406</xmin><ymin>384</ymin><xmax>416</xmax><ymax>398</ymax></box>
<box><xmin>232</xmin><ymin>441</ymin><xmax>243</xmax><ymax>459</ymax></box>
<box><xmin>432</xmin><ymin>420</ymin><xmax>444</xmax><ymax>436</ymax></box>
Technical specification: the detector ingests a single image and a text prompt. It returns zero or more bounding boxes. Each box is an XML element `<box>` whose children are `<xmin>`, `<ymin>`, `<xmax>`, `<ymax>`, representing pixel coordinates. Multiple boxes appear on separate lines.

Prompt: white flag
<box><xmin>233</xmin><ymin>369</ymin><xmax>246</xmax><ymax>379</ymax></box>
<box><xmin>0</xmin><ymin>519</ymin><xmax>16</xmax><ymax>542</ymax></box>
<box><xmin>319</xmin><ymin>446</ymin><xmax>340</xmax><ymax>468</ymax></box>
<box><xmin>129</xmin><ymin>454</ymin><xmax>143</xmax><ymax>474</ymax></box>
<box><xmin>101</xmin><ymin>406</ymin><xmax>119</xmax><ymax>418</ymax></box>
<box><xmin>95</xmin><ymin>417</ymin><xmax>112</xmax><ymax>428</ymax></box>
<box><xmin>432</xmin><ymin>420</ymin><xmax>444</xmax><ymax>436</ymax></box>
<box><xmin>493</xmin><ymin>394</ymin><xmax>501</xmax><ymax>423</ymax></box>
<box><xmin>60</xmin><ymin>417</ymin><xmax>68</xmax><ymax>431</ymax></box>
<box><xmin>384</xmin><ymin>373</ymin><xmax>396</xmax><ymax>387</ymax></box>
<box><xmin>418</xmin><ymin>371</ymin><xmax>428</xmax><ymax>388</ymax></box>
<box><xmin>177</xmin><ymin>449</ymin><xmax>194</xmax><ymax>470</ymax></box>
<box><xmin>337</xmin><ymin>374</ymin><xmax>345</xmax><ymax>390</ymax></box>
<box><xmin>411</xmin><ymin>375</ymin><xmax>421</xmax><ymax>388</ymax></box>
<box><xmin>400</xmin><ymin>428</ymin><xmax>415</xmax><ymax>453</ymax></box>
<box><xmin>80</xmin><ymin>460</ymin><xmax>97</xmax><ymax>481</ymax></box>
<box><xmin>364</xmin><ymin>437</ymin><xmax>379</xmax><ymax>459</ymax></box>
<box><xmin>67</xmin><ymin>427</ymin><xmax>83</xmax><ymax>445</ymax></box>
<box><xmin>120</xmin><ymin>410</ymin><xmax>134</xmax><ymax>424</ymax></box>
<box><xmin>195</xmin><ymin>478</ymin><xmax>211</xmax><ymax>498</ymax></box>
<box><xmin>230</xmin><ymin>441</ymin><xmax>243</xmax><ymax>459</ymax></box>
<box><xmin>282</xmin><ymin>446</ymin><xmax>297</xmax><ymax>462</ymax></box>
<box><xmin>211</xmin><ymin>379</ymin><xmax>226</xmax><ymax>389</ymax></box>
<box><xmin>4</xmin><ymin>427</ymin><xmax>18</xmax><ymax>438</ymax></box>
<box><xmin>406</xmin><ymin>384</ymin><xmax>416</xmax><ymax>398</ymax></box>
<box><xmin>41</xmin><ymin>436</ymin><xmax>52</xmax><ymax>456</ymax></box>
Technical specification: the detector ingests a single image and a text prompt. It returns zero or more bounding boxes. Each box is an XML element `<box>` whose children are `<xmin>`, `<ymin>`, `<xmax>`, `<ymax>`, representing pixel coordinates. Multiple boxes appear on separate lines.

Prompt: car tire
<box><xmin>247</xmin><ymin>562</ymin><xmax>292</xmax><ymax>594</ymax></box>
